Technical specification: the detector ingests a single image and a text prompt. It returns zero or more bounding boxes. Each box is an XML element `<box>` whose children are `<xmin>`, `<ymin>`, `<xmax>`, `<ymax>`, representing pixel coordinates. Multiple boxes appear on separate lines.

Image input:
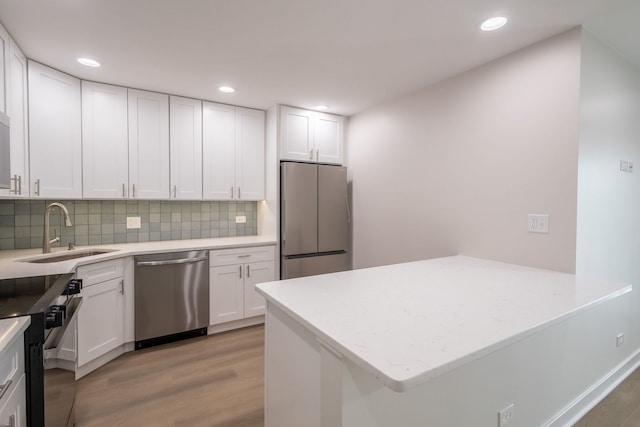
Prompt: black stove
<box><xmin>0</xmin><ymin>273</ymin><xmax>81</xmax><ymax>427</ymax></box>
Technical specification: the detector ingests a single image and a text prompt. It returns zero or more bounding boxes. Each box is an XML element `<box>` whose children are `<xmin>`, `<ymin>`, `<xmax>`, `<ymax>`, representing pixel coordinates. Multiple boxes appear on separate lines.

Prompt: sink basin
<box><xmin>19</xmin><ymin>249</ymin><xmax>118</xmax><ymax>263</ymax></box>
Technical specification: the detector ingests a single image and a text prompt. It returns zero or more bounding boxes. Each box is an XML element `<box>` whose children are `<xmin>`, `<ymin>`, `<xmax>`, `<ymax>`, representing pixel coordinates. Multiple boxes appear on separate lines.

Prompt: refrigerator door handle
<box><xmin>346</xmin><ymin>194</ymin><xmax>351</xmax><ymax>223</ymax></box>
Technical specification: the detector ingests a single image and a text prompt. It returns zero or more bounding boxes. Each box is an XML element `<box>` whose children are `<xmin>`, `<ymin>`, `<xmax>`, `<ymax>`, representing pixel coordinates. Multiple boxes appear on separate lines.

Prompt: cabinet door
<box><xmin>236</xmin><ymin>107</ymin><xmax>265</xmax><ymax>200</ymax></box>
<box><xmin>314</xmin><ymin>112</ymin><xmax>344</xmax><ymax>165</ymax></box>
<box><xmin>202</xmin><ymin>102</ymin><xmax>235</xmax><ymax>200</ymax></box>
<box><xmin>244</xmin><ymin>261</ymin><xmax>274</xmax><ymax>318</ymax></box>
<box><xmin>28</xmin><ymin>61</ymin><xmax>82</xmax><ymax>198</ymax></box>
<box><xmin>77</xmin><ymin>278</ymin><xmax>125</xmax><ymax>367</ymax></box>
<box><xmin>280</xmin><ymin>106</ymin><xmax>313</xmax><ymax>162</ymax></box>
<box><xmin>128</xmin><ymin>89</ymin><xmax>169</xmax><ymax>199</ymax></box>
<box><xmin>82</xmin><ymin>82</ymin><xmax>129</xmax><ymax>198</ymax></box>
<box><xmin>170</xmin><ymin>96</ymin><xmax>202</xmax><ymax>200</ymax></box>
<box><xmin>0</xmin><ymin>24</ymin><xmax>8</xmax><ymax>115</ymax></box>
<box><xmin>0</xmin><ymin>374</ymin><xmax>26</xmax><ymax>427</ymax></box>
<box><xmin>0</xmin><ymin>39</ymin><xmax>28</xmax><ymax>197</ymax></box>
<box><xmin>210</xmin><ymin>264</ymin><xmax>244</xmax><ymax>325</ymax></box>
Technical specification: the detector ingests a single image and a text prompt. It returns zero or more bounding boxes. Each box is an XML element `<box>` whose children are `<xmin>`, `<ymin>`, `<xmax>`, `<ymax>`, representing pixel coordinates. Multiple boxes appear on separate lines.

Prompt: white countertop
<box><xmin>0</xmin><ymin>316</ymin><xmax>30</xmax><ymax>355</ymax></box>
<box><xmin>256</xmin><ymin>255</ymin><xmax>632</xmax><ymax>392</ymax></box>
<box><xmin>0</xmin><ymin>236</ymin><xmax>277</xmax><ymax>280</ymax></box>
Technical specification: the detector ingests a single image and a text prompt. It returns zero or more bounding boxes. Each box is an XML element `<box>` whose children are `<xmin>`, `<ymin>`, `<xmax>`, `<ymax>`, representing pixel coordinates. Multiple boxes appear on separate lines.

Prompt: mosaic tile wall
<box><xmin>0</xmin><ymin>200</ymin><xmax>257</xmax><ymax>250</ymax></box>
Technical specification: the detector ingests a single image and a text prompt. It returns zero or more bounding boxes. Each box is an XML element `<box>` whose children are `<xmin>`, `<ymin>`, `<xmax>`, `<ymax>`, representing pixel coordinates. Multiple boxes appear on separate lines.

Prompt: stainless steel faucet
<box><xmin>43</xmin><ymin>202</ymin><xmax>73</xmax><ymax>253</ymax></box>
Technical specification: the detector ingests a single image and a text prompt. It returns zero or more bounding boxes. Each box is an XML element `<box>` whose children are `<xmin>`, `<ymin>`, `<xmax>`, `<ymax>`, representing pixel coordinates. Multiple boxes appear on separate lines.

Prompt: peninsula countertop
<box><xmin>0</xmin><ymin>235</ymin><xmax>277</xmax><ymax>280</ymax></box>
<box><xmin>256</xmin><ymin>255</ymin><xmax>632</xmax><ymax>392</ymax></box>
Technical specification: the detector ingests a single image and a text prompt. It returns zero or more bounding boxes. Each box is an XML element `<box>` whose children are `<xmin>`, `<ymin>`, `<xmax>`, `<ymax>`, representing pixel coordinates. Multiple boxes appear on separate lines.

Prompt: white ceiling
<box><xmin>0</xmin><ymin>0</ymin><xmax>637</xmax><ymax>116</ymax></box>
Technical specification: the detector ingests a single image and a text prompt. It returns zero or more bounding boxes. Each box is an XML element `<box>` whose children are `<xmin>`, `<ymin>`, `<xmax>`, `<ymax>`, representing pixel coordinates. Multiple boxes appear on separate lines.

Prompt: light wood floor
<box><xmin>575</xmin><ymin>367</ymin><xmax>640</xmax><ymax>427</ymax></box>
<box><xmin>75</xmin><ymin>325</ymin><xmax>265</xmax><ymax>427</ymax></box>
<box><xmin>71</xmin><ymin>323</ymin><xmax>638</xmax><ymax>427</ymax></box>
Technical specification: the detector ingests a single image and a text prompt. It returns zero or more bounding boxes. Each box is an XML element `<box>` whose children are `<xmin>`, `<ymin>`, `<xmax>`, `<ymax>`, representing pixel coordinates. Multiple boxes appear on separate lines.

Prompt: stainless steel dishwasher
<box><xmin>134</xmin><ymin>250</ymin><xmax>209</xmax><ymax>349</ymax></box>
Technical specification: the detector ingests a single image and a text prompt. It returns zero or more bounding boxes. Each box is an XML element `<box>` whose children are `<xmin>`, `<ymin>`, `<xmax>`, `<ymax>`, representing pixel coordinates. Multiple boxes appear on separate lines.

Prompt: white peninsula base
<box><xmin>257</xmin><ymin>256</ymin><xmax>637</xmax><ymax>427</ymax></box>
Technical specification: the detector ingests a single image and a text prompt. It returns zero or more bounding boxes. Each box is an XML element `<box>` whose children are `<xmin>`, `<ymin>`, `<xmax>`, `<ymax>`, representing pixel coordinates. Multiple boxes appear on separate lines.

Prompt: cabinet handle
<box><xmin>173</xmin><ymin>185</ymin><xmax>177</xmax><ymax>198</ymax></box>
<box><xmin>122</xmin><ymin>183</ymin><xmax>126</xmax><ymax>198</ymax></box>
<box><xmin>132</xmin><ymin>184</ymin><xmax>136</xmax><ymax>198</ymax></box>
<box><xmin>247</xmin><ymin>265</ymin><xmax>250</xmax><ymax>278</ymax></box>
<box><xmin>230</xmin><ymin>187</ymin><xmax>234</xmax><ymax>199</ymax></box>
<box><xmin>309</xmin><ymin>149</ymin><xmax>314</xmax><ymax>160</ymax></box>
<box><xmin>35</xmin><ymin>179</ymin><xmax>40</xmax><ymax>196</ymax></box>
<box><xmin>238</xmin><ymin>187</ymin><xmax>241</xmax><ymax>199</ymax></box>
<box><xmin>239</xmin><ymin>265</ymin><xmax>242</xmax><ymax>279</ymax></box>
<box><xmin>9</xmin><ymin>175</ymin><xmax>18</xmax><ymax>194</ymax></box>
<box><xmin>0</xmin><ymin>379</ymin><xmax>12</xmax><ymax>400</ymax></box>
<box><xmin>238</xmin><ymin>254</ymin><xmax>251</xmax><ymax>258</ymax></box>
<box><xmin>17</xmin><ymin>175</ymin><xmax>22</xmax><ymax>195</ymax></box>
<box><xmin>0</xmin><ymin>414</ymin><xmax>16</xmax><ymax>427</ymax></box>
<box><xmin>316</xmin><ymin>149</ymin><xmax>319</xmax><ymax>161</ymax></box>
<box><xmin>119</xmin><ymin>279</ymin><xmax>124</xmax><ymax>295</ymax></box>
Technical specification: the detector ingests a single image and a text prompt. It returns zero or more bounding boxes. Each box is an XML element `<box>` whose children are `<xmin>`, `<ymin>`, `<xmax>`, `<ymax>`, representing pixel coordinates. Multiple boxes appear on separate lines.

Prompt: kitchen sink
<box><xmin>19</xmin><ymin>249</ymin><xmax>119</xmax><ymax>263</ymax></box>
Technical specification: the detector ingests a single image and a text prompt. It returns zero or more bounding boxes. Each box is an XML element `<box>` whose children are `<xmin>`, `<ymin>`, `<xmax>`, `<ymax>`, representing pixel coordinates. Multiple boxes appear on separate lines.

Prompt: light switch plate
<box><xmin>235</xmin><ymin>215</ymin><xmax>247</xmax><ymax>224</ymax></box>
<box><xmin>126</xmin><ymin>216</ymin><xmax>141</xmax><ymax>229</ymax></box>
<box><xmin>528</xmin><ymin>214</ymin><xmax>549</xmax><ymax>233</ymax></box>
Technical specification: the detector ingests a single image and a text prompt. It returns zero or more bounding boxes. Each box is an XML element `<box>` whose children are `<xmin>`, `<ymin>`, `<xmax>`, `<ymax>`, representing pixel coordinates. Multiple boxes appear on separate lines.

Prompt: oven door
<box><xmin>43</xmin><ymin>296</ymin><xmax>82</xmax><ymax>427</ymax></box>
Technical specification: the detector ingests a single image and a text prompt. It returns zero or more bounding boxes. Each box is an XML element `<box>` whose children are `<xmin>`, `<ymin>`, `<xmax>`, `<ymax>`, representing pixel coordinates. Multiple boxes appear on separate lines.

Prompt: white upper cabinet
<box><xmin>203</xmin><ymin>102</ymin><xmax>235</xmax><ymax>200</ymax></box>
<box><xmin>236</xmin><ymin>107</ymin><xmax>265</xmax><ymax>200</ymax></box>
<box><xmin>280</xmin><ymin>106</ymin><xmax>344</xmax><ymax>165</ymax></box>
<box><xmin>0</xmin><ymin>38</ymin><xmax>29</xmax><ymax>197</ymax></box>
<box><xmin>203</xmin><ymin>102</ymin><xmax>265</xmax><ymax>200</ymax></box>
<box><xmin>28</xmin><ymin>61</ymin><xmax>82</xmax><ymax>198</ymax></box>
<box><xmin>82</xmin><ymin>82</ymin><xmax>129</xmax><ymax>199</ymax></box>
<box><xmin>170</xmin><ymin>96</ymin><xmax>203</xmax><ymax>200</ymax></box>
<box><xmin>128</xmin><ymin>89</ymin><xmax>170</xmax><ymax>199</ymax></box>
<box><xmin>0</xmin><ymin>25</ymin><xmax>9</xmax><ymax>115</ymax></box>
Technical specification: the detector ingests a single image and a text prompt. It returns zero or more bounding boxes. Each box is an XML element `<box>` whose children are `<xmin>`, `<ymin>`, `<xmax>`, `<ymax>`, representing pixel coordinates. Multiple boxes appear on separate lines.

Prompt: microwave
<box><xmin>0</xmin><ymin>111</ymin><xmax>9</xmax><ymax>189</ymax></box>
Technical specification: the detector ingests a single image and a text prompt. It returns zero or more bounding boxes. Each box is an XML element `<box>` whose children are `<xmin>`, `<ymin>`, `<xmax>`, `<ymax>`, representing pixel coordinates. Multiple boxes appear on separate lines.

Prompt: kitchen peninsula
<box><xmin>256</xmin><ymin>256</ymin><xmax>634</xmax><ymax>427</ymax></box>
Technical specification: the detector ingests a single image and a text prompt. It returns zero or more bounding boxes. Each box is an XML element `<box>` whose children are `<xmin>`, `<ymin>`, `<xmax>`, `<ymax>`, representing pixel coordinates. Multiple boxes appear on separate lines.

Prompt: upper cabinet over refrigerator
<box><xmin>280</xmin><ymin>106</ymin><xmax>344</xmax><ymax>165</ymax></box>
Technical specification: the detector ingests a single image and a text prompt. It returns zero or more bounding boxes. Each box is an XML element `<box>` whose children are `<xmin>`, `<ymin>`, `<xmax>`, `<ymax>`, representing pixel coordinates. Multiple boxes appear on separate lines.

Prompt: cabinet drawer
<box><xmin>77</xmin><ymin>258</ymin><xmax>125</xmax><ymax>287</ymax></box>
<box><xmin>0</xmin><ymin>373</ymin><xmax>25</xmax><ymax>427</ymax></box>
<box><xmin>210</xmin><ymin>245</ymin><xmax>275</xmax><ymax>267</ymax></box>
<box><xmin>0</xmin><ymin>335</ymin><xmax>24</xmax><ymax>407</ymax></box>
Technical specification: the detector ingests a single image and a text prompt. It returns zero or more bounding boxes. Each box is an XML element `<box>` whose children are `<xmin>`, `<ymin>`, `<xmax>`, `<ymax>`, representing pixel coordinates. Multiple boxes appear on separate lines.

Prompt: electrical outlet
<box><xmin>620</xmin><ymin>160</ymin><xmax>634</xmax><ymax>173</ymax></box>
<box><xmin>528</xmin><ymin>214</ymin><xmax>549</xmax><ymax>233</ymax></box>
<box><xmin>235</xmin><ymin>215</ymin><xmax>246</xmax><ymax>224</ymax></box>
<box><xmin>617</xmin><ymin>333</ymin><xmax>625</xmax><ymax>347</ymax></box>
<box><xmin>126</xmin><ymin>216</ymin><xmax>141</xmax><ymax>229</ymax></box>
<box><xmin>498</xmin><ymin>404</ymin><xmax>514</xmax><ymax>426</ymax></box>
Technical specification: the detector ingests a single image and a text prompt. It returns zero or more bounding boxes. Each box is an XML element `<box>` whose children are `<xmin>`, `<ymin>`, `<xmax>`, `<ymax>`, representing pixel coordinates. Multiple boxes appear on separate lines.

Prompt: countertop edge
<box><xmin>256</xmin><ymin>265</ymin><xmax>633</xmax><ymax>393</ymax></box>
<box><xmin>0</xmin><ymin>236</ymin><xmax>277</xmax><ymax>280</ymax></box>
<box><xmin>0</xmin><ymin>316</ymin><xmax>31</xmax><ymax>355</ymax></box>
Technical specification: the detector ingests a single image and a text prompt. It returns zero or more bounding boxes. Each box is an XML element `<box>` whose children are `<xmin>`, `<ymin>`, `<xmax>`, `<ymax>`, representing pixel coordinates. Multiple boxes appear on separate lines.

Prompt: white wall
<box><xmin>575</xmin><ymin>30</ymin><xmax>640</xmax><ymax>361</ymax></box>
<box><xmin>346</xmin><ymin>29</ymin><xmax>582</xmax><ymax>272</ymax></box>
<box><xmin>576</xmin><ymin>31</ymin><xmax>640</xmax><ymax>287</ymax></box>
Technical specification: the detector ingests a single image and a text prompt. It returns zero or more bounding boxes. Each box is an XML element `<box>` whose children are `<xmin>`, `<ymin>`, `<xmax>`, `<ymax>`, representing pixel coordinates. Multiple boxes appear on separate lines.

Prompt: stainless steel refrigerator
<box><xmin>281</xmin><ymin>161</ymin><xmax>351</xmax><ymax>279</ymax></box>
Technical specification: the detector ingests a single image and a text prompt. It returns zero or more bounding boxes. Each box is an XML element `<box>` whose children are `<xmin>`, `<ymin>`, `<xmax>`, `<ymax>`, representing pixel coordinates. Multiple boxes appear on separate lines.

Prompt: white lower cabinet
<box><xmin>0</xmin><ymin>374</ymin><xmax>26</xmax><ymax>427</ymax></box>
<box><xmin>0</xmin><ymin>332</ymin><xmax>26</xmax><ymax>427</ymax></box>
<box><xmin>210</xmin><ymin>246</ymin><xmax>275</xmax><ymax>325</ymax></box>
<box><xmin>76</xmin><ymin>259</ymin><xmax>125</xmax><ymax>369</ymax></box>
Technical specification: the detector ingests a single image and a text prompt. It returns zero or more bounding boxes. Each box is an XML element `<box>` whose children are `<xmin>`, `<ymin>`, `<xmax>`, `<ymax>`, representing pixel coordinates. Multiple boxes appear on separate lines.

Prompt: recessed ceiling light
<box><xmin>77</xmin><ymin>57</ymin><xmax>101</xmax><ymax>67</ymax></box>
<box><xmin>219</xmin><ymin>86</ymin><xmax>235</xmax><ymax>93</ymax></box>
<box><xmin>480</xmin><ymin>16</ymin><xmax>508</xmax><ymax>32</ymax></box>
<box><xmin>314</xmin><ymin>105</ymin><xmax>329</xmax><ymax>111</ymax></box>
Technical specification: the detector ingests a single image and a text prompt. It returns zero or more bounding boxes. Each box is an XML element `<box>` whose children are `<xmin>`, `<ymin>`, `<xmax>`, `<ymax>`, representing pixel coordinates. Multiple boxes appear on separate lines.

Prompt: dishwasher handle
<box><xmin>136</xmin><ymin>256</ymin><xmax>209</xmax><ymax>267</ymax></box>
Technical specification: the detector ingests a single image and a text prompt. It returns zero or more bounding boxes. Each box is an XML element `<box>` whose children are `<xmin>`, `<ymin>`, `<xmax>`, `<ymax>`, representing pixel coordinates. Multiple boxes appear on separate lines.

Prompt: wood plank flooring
<box><xmin>574</xmin><ymin>367</ymin><xmax>640</xmax><ymax>427</ymax></box>
<box><xmin>75</xmin><ymin>325</ymin><xmax>265</xmax><ymax>427</ymax></box>
<box><xmin>72</xmin><ymin>323</ymin><xmax>638</xmax><ymax>426</ymax></box>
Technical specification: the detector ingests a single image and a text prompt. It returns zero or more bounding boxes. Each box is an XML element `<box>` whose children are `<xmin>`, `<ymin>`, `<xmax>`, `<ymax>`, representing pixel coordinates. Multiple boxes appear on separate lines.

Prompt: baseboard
<box><xmin>208</xmin><ymin>316</ymin><xmax>265</xmax><ymax>334</ymax></box>
<box><xmin>545</xmin><ymin>348</ymin><xmax>640</xmax><ymax>426</ymax></box>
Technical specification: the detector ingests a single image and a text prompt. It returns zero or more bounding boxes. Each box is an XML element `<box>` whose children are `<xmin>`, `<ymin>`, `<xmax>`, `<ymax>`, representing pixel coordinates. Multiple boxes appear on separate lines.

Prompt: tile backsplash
<box><xmin>0</xmin><ymin>200</ymin><xmax>257</xmax><ymax>251</ymax></box>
